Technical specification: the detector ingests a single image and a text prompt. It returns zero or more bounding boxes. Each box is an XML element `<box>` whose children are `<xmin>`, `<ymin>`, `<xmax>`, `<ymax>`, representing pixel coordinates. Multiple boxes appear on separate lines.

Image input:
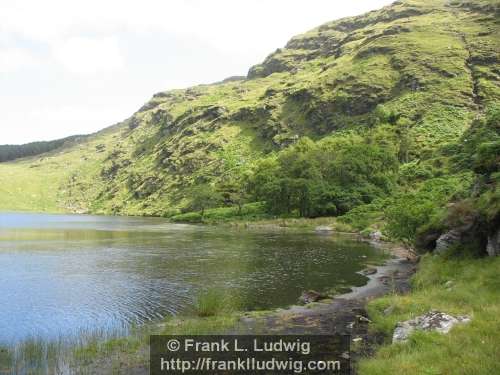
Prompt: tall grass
<box><xmin>0</xmin><ymin>325</ymin><xmax>145</xmax><ymax>375</ymax></box>
<box><xmin>193</xmin><ymin>288</ymin><xmax>240</xmax><ymax>317</ymax></box>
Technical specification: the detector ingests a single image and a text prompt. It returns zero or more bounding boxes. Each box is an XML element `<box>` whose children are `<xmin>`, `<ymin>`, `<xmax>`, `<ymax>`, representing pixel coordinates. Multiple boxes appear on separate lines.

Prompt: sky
<box><xmin>0</xmin><ymin>0</ymin><xmax>393</xmax><ymax>145</ymax></box>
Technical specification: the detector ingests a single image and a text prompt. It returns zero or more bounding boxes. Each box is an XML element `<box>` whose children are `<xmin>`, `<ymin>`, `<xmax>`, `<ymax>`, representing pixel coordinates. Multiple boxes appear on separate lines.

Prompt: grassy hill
<box><xmin>0</xmin><ymin>0</ymin><xmax>498</xmax><ymax>232</ymax></box>
<box><xmin>1</xmin><ymin>1</ymin><xmax>499</xmax><ymax>373</ymax></box>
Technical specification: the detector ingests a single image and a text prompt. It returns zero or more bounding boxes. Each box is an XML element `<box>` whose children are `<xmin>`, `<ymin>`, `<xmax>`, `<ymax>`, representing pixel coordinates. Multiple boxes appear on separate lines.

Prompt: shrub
<box><xmin>171</xmin><ymin>212</ymin><xmax>203</xmax><ymax>223</ymax></box>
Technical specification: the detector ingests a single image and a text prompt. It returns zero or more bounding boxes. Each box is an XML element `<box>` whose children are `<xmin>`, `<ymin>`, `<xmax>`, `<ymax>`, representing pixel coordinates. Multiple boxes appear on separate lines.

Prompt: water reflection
<box><xmin>0</xmin><ymin>213</ymin><xmax>382</xmax><ymax>343</ymax></box>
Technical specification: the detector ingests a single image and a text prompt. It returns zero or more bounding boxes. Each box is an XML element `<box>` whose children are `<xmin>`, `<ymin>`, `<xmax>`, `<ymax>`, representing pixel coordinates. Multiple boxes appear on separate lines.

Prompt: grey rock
<box><xmin>369</xmin><ymin>230</ymin><xmax>383</xmax><ymax>241</ymax></box>
<box><xmin>359</xmin><ymin>267</ymin><xmax>377</xmax><ymax>276</ymax></box>
<box><xmin>486</xmin><ymin>226</ymin><xmax>500</xmax><ymax>257</ymax></box>
<box><xmin>357</xmin><ymin>315</ymin><xmax>371</xmax><ymax>323</ymax></box>
<box><xmin>128</xmin><ymin>117</ymin><xmax>140</xmax><ymax>130</ymax></box>
<box><xmin>383</xmin><ymin>305</ymin><xmax>395</xmax><ymax>316</ymax></box>
<box><xmin>298</xmin><ymin>290</ymin><xmax>329</xmax><ymax>304</ymax></box>
<box><xmin>393</xmin><ymin>310</ymin><xmax>471</xmax><ymax>343</ymax></box>
<box><xmin>315</xmin><ymin>226</ymin><xmax>334</xmax><ymax>233</ymax></box>
<box><xmin>435</xmin><ymin>230</ymin><xmax>462</xmax><ymax>254</ymax></box>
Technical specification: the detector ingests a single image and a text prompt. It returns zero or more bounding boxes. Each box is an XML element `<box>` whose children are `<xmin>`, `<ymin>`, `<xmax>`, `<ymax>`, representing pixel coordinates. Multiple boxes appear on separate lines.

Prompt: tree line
<box><xmin>0</xmin><ymin>135</ymin><xmax>85</xmax><ymax>162</ymax></box>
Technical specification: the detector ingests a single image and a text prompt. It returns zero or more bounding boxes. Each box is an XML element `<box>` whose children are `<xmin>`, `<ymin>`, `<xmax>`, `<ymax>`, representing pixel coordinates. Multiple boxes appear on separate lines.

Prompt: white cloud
<box><xmin>0</xmin><ymin>0</ymin><xmax>394</xmax><ymax>144</ymax></box>
<box><xmin>52</xmin><ymin>37</ymin><xmax>125</xmax><ymax>75</ymax></box>
<box><xmin>0</xmin><ymin>48</ymin><xmax>41</xmax><ymax>73</ymax></box>
<box><xmin>2</xmin><ymin>104</ymin><xmax>131</xmax><ymax>144</ymax></box>
<box><xmin>0</xmin><ymin>0</ymin><xmax>393</xmax><ymax>52</ymax></box>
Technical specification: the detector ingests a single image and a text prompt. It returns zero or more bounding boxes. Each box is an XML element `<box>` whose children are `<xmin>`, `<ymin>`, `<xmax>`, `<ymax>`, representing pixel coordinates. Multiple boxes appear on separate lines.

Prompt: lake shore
<box><xmin>233</xmin><ymin>240</ymin><xmax>418</xmax><ymax>374</ymax></box>
<box><xmin>84</xmin><ymin>231</ymin><xmax>418</xmax><ymax>375</ymax></box>
<box><xmin>5</xmin><ymin>213</ymin><xmax>497</xmax><ymax>374</ymax></box>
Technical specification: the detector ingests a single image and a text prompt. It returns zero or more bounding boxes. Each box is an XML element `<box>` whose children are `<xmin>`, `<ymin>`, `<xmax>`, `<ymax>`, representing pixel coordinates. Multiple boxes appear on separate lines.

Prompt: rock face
<box><xmin>434</xmin><ymin>230</ymin><xmax>462</xmax><ymax>254</ymax></box>
<box><xmin>392</xmin><ymin>311</ymin><xmax>471</xmax><ymax>343</ymax></box>
<box><xmin>486</xmin><ymin>227</ymin><xmax>500</xmax><ymax>257</ymax></box>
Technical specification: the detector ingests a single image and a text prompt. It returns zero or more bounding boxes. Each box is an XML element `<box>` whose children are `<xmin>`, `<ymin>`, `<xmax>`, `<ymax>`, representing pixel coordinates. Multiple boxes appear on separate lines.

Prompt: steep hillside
<box><xmin>0</xmin><ymin>0</ymin><xmax>498</xmax><ymax>220</ymax></box>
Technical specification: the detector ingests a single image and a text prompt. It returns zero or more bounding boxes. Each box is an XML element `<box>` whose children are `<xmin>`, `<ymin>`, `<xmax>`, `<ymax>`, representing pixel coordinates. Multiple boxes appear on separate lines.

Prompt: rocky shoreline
<box><xmin>234</xmin><ymin>241</ymin><xmax>418</xmax><ymax>373</ymax></box>
<box><xmin>91</xmin><ymin>238</ymin><xmax>418</xmax><ymax>375</ymax></box>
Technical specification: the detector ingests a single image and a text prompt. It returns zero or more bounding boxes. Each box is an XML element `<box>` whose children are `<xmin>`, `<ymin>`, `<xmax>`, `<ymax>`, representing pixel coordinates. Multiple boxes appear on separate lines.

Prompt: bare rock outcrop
<box><xmin>393</xmin><ymin>310</ymin><xmax>471</xmax><ymax>343</ymax></box>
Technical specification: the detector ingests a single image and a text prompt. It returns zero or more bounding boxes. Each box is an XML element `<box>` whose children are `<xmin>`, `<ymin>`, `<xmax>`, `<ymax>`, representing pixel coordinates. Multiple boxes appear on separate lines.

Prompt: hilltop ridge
<box><xmin>0</xmin><ymin>0</ymin><xmax>498</xmax><ymax>225</ymax></box>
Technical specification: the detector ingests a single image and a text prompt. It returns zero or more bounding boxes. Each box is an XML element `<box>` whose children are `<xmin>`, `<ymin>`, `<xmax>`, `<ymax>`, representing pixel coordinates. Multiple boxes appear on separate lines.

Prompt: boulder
<box><xmin>486</xmin><ymin>226</ymin><xmax>500</xmax><ymax>257</ymax></box>
<box><xmin>299</xmin><ymin>290</ymin><xmax>329</xmax><ymax>304</ymax></box>
<box><xmin>315</xmin><ymin>226</ymin><xmax>334</xmax><ymax>233</ymax></box>
<box><xmin>434</xmin><ymin>229</ymin><xmax>462</xmax><ymax>254</ymax></box>
<box><xmin>359</xmin><ymin>267</ymin><xmax>377</xmax><ymax>276</ymax></box>
<box><xmin>392</xmin><ymin>310</ymin><xmax>471</xmax><ymax>343</ymax></box>
<box><xmin>369</xmin><ymin>230</ymin><xmax>383</xmax><ymax>241</ymax></box>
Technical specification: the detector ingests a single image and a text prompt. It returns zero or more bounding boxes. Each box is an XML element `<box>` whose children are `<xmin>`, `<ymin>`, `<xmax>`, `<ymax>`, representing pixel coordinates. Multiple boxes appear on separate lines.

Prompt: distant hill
<box><xmin>0</xmin><ymin>0</ymin><xmax>498</xmax><ymax>228</ymax></box>
<box><xmin>0</xmin><ymin>135</ymin><xmax>87</xmax><ymax>162</ymax></box>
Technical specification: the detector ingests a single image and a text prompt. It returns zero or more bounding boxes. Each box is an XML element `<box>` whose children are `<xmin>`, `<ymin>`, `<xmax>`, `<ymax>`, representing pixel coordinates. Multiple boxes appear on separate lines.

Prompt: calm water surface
<box><xmin>0</xmin><ymin>212</ymin><xmax>383</xmax><ymax>344</ymax></box>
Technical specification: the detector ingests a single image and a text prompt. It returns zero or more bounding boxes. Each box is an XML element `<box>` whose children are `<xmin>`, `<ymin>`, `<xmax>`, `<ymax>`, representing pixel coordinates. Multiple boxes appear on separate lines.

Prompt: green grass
<box><xmin>1</xmin><ymin>0</ymin><xmax>497</xmax><ymax>217</ymax></box>
<box><xmin>160</xmin><ymin>314</ymin><xmax>241</xmax><ymax>336</ymax></box>
<box><xmin>193</xmin><ymin>288</ymin><xmax>240</xmax><ymax>317</ymax></box>
<box><xmin>359</xmin><ymin>254</ymin><xmax>500</xmax><ymax>375</ymax></box>
<box><xmin>0</xmin><ymin>326</ymin><xmax>148</xmax><ymax>375</ymax></box>
<box><xmin>0</xmin><ymin>1</ymin><xmax>498</xmax><ymax>371</ymax></box>
<box><xmin>0</xmin><ymin>126</ymin><xmax>122</xmax><ymax>213</ymax></box>
<box><xmin>0</xmin><ymin>159</ymin><xmax>66</xmax><ymax>212</ymax></box>
<box><xmin>170</xmin><ymin>202</ymin><xmax>358</xmax><ymax>232</ymax></box>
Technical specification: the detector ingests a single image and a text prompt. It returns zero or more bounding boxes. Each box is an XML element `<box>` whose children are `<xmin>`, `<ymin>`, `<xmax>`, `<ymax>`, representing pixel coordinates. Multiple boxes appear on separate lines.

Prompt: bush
<box><xmin>399</xmin><ymin>160</ymin><xmax>434</xmax><ymax>183</ymax></box>
<box><xmin>385</xmin><ymin>194</ymin><xmax>438</xmax><ymax>243</ymax></box>
<box><xmin>171</xmin><ymin>212</ymin><xmax>203</xmax><ymax>223</ymax></box>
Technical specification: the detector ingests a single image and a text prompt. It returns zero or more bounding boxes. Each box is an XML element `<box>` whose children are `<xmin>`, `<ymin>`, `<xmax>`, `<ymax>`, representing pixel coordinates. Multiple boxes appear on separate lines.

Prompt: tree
<box><xmin>248</xmin><ymin>134</ymin><xmax>399</xmax><ymax>218</ymax></box>
<box><xmin>218</xmin><ymin>178</ymin><xmax>248</xmax><ymax>214</ymax></box>
<box><xmin>187</xmin><ymin>184</ymin><xmax>222</xmax><ymax>216</ymax></box>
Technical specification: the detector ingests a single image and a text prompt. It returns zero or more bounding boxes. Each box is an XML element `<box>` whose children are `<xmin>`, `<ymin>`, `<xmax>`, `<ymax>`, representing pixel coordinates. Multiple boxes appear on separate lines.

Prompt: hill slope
<box><xmin>0</xmin><ymin>0</ymin><xmax>498</xmax><ymax>219</ymax></box>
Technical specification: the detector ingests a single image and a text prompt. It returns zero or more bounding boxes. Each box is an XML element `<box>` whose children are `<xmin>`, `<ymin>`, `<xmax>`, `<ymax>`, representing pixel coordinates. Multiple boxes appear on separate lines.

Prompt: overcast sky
<box><xmin>0</xmin><ymin>0</ymin><xmax>393</xmax><ymax>145</ymax></box>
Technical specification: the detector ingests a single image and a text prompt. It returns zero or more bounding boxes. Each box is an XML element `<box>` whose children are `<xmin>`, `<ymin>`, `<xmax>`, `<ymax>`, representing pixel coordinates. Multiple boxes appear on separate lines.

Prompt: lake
<box><xmin>0</xmin><ymin>212</ymin><xmax>383</xmax><ymax>344</ymax></box>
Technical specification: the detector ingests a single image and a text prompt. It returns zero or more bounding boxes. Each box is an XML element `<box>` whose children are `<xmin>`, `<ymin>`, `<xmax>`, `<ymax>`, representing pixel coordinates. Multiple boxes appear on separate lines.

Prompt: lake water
<box><xmin>0</xmin><ymin>212</ymin><xmax>383</xmax><ymax>344</ymax></box>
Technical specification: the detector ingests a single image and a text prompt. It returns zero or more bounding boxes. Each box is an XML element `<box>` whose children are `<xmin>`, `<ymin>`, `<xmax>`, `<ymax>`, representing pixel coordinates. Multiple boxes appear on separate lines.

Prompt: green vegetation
<box><xmin>0</xmin><ymin>327</ymin><xmax>148</xmax><ymax>375</ymax></box>
<box><xmin>193</xmin><ymin>288</ymin><xmax>239</xmax><ymax>317</ymax></box>
<box><xmin>248</xmin><ymin>134</ymin><xmax>398</xmax><ymax>217</ymax></box>
<box><xmin>170</xmin><ymin>202</ymin><xmax>268</xmax><ymax>223</ymax></box>
<box><xmin>0</xmin><ymin>126</ymin><xmax>122</xmax><ymax>212</ymax></box>
<box><xmin>0</xmin><ymin>0</ymin><xmax>499</xmax><ymax>373</ymax></box>
<box><xmin>1</xmin><ymin>0</ymin><xmax>497</xmax><ymax>224</ymax></box>
<box><xmin>0</xmin><ymin>135</ymin><xmax>87</xmax><ymax>162</ymax></box>
<box><xmin>359</xmin><ymin>255</ymin><xmax>500</xmax><ymax>375</ymax></box>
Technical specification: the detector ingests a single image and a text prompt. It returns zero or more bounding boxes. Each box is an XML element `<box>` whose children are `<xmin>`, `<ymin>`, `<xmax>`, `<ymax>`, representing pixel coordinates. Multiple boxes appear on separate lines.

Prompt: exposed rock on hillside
<box><xmin>0</xmin><ymin>0</ymin><xmax>498</xmax><ymax>218</ymax></box>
